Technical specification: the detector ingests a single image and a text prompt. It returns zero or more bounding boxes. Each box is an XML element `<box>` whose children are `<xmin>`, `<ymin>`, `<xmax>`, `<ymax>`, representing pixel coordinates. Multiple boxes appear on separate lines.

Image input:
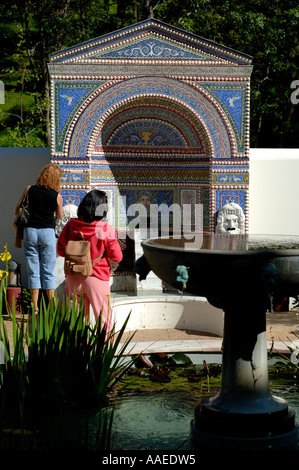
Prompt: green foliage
<box><xmin>0</xmin><ymin>0</ymin><xmax>298</xmax><ymax>147</ymax></box>
<box><xmin>268</xmin><ymin>339</ymin><xmax>299</xmax><ymax>380</ymax></box>
<box><xmin>0</xmin><ymin>281</ymin><xmax>134</xmax><ymax>449</ymax></box>
<box><xmin>0</xmin><ymin>0</ymin><xmax>122</xmax><ymax>147</ymax></box>
<box><xmin>0</xmin><ymin>92</ymin><xmax>48</xmax><ymax>146</ymax></box>
<box><xmin>155</xmin><ymin>0</ymin><xmax>299</xmax><ymax>148</ymax></box>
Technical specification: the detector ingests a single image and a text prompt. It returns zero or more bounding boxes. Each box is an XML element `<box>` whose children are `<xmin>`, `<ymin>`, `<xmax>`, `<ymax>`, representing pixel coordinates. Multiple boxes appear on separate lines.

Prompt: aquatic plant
<box><xmin>121</xmin><ymin>352</ymin><xmax>222</xmax><ymax>395</ymax></box>
<box><xmin>0</xmin><ymin>280</ymin><xmax>134</xmax><ymax>449</ymax></box>
<box><xmin>269</xmin><ymin>339</ymin><xmax>299</xmax><ymax>380</ymax></box>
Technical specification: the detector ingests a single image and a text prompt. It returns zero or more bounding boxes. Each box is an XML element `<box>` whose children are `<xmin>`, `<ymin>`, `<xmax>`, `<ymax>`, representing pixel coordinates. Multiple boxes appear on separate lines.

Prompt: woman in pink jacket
<box><xmin>57</xmin><ymin>190</ymin><xmax>123</xmax><ymax>329</ymax></box>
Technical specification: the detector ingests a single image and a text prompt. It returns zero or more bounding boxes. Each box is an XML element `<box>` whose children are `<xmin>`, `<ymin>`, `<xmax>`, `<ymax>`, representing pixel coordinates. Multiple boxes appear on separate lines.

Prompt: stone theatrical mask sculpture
<box><xmin>55</xmin><ymin>204</ymin><xmax>78</xmax><ymax>237</ymax></box>
<box><xmin>215</xmin><ymin>201</ymin><xmax>245</xmax><ymax>234</ymax></box>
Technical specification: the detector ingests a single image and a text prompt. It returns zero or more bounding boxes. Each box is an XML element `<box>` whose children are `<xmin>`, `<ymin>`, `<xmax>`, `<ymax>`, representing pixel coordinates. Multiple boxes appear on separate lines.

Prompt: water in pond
<box><xmin>108</xmin><ymin>387</ymin><xmax>299</xmax><ymax>450</ymax></box>
<box><xmin>87</xmin><ymin>353</ymin><xmax>299</xmax><ymax>451</ymax></box>
<box><xmin>111</xmin><ymin>391</ymin><xmax>197</xmax><ymax>450</ymax></box>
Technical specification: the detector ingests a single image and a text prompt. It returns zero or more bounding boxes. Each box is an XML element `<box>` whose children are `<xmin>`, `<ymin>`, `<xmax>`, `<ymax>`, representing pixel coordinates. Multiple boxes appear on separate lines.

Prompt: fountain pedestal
<box><xmin>192</xmin><ymin>301</ymin><xmax>297</xmax><ymax>449</ymax></box>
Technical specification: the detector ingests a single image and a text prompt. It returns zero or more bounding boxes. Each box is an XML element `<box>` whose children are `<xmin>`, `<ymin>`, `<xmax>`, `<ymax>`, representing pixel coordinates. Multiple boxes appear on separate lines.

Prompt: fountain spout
<box><xmin>175</xmin><ymin>265</ymin><xmax>189</xmax><ymax>290</ymax></box>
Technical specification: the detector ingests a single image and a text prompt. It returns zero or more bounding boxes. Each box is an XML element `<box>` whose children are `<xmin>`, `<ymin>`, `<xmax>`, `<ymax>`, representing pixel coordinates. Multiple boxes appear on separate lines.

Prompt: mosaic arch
<box><xmin>93</xmin><ymin>98</ymin><xmax>210</xmax><ymax>152</ymax></box>
<box><xmin>48</xmin><ymin>18</ymin><xmax>252</xmax><ymax>281</ymax></box>
<box><xmin>67</xmin><ymin>77</ymin><xmax>233</xmax><ymax>161</ymax></box>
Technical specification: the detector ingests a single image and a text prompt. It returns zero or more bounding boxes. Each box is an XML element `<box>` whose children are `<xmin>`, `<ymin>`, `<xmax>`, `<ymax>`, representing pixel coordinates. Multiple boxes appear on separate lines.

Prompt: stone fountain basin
<box><xmin>142</xmin><ymin>233</ymin><xmax>299</xmax><ymax>447</ymax></box>
<box><xmin>112</xmin><ymin>295</ymin><xmax>224</xmax><ymax>338</ymax></box>
<box><xmin>142</xmin><ymin>234</ymin><xmax>299</xmax><ymax>308</ymax></box>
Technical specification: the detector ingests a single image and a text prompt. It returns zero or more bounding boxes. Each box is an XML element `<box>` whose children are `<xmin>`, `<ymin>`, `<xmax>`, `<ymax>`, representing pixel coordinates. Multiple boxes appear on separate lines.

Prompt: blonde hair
<box><xmin>36</xmin><ymin>164</ymin><xmax>62</xmax><ymax>192</ymax></box>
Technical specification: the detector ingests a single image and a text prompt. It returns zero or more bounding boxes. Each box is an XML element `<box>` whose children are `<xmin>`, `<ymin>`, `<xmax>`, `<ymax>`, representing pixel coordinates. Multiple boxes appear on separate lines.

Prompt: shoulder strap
<box><xmin>92</xmin><ymin>251</ymin><xmax>104</xmax><ymax>265</ymax></box>
<box><xmin>78</xmin><ymin>231</ymin><xmax>104</xmax><ymax>265</ymax></box>
<box><xmin>22</xmin><ymin>185</ymin><xmax>31</xmax><ymax>205</ymax></box>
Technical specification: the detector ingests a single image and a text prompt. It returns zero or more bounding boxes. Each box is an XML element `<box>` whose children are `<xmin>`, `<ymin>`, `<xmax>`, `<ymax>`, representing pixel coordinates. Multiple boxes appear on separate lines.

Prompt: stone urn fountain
<box><xmin>141</xmin><ymin>233</ymin><xmax>299</xmax><ymax>449</ymax></box>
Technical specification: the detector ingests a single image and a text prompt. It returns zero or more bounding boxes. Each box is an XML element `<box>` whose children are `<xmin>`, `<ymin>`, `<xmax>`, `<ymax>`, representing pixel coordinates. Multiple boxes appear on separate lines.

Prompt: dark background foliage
<box><xmin>0</xmin><ymin>0</ymin><xmax>298</xmax><ymax>147</ymax></box>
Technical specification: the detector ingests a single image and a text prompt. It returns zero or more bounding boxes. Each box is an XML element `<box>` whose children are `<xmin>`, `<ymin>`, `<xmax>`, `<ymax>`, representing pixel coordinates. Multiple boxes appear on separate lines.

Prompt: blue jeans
<box><xmin>23</xmin><ymin>227</ymin><xmax>56</xmax><ymax>290</ymax></box>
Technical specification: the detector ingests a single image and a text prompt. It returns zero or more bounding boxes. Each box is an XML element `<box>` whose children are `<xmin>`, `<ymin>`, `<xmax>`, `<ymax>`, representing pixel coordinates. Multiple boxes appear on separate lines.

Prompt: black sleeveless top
<box><xmin>27</xmin><ymin>185</ymin><xmax>58</xmax><ymax>229</ymax></box>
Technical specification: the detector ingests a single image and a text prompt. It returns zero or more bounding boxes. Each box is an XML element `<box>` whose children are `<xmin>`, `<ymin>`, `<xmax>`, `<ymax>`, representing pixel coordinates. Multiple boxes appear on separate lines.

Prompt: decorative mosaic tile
<box><xmin>87</xmin><ymin>185</ymin><xmax>114</xmax><ymax>224</ymax></box>
<box><xmin>95</xmin><ymin>36</ymin><xmax>210</xmax><ymax>60</ymax></box>
<box><xmin>215</xmin><ymin>189</ymin><xmax>246</xmax><ymax>213</ymax></box>
<box><xmin>201</xmin><ymin>83</ymin><xmax>248</xmax><ymax>153</ymax></box>
<box><xmin>49</xmin><ymin>19</ymin><xmax>252</xmax><ymax>243</ymax></box>
<box><xmin>61</xmin><ymin>189</ymin><xmax>86</xmax><ymax>206</ymax></box>
<box><xmin>98</xmin><ymin>101</ymin><xmax>206</xmax><ymax>150</ymax></box>
<box><xmin>68</xmin><ymin>77</ymin><xmax>231</xmax><ymax>161</ymax></box>
<box><xmin>108</xmin><ymin>119</ymin><xmax>187</xmax><ymax>147</ymax></box>
<box><xmin>90</xmin><ymin>166</ymin><xmax>209</xmax><ymax>184</ymax></box>
<box><xmin>117</xmin><ymin>187</ymin><xmax>177</xmax><ymax>230</ymax></box>
<box><xmin>201</xmin><ymin>188</ymin><xmax>211</xmax><ymax>230</ymax></box>
<box><xmin>179</xmin><ymin>188</ymin><xmax>197</xmax><ymax>205</ymax></box>
<box><xmin>178</xmin><ymin>188</ymin><xmax>199</xmax><ymax>226</ymax></box>
<box><xmin>61</xmin><ymin>171</ymin><xmax>89</xmax><ymax>185</ymax></box>
<box><xmin>212</xmin><ymin>173</ymin><xmax>248</xmax><ymax>185</ymax></box>
<box><xmin>49</xmin><ymin>19</ymin><xmax>252</xmax><ymax>65</ymax></box>
<box><xmin>54</xmin><ymin>81</ymin><xmax>107</xmax><ymax>152</ymax></box>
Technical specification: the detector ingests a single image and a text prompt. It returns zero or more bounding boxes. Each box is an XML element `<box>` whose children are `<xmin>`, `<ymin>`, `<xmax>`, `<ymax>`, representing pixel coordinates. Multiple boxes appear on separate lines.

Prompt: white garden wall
<box><xmin>249</xmin><ymin>148</ymin><xmax>299</xmax><ymax>235</ymax></box>
<box><xmin>0</xmin><ymin>148</ymin><xmax>50</xmax><ymax>286</ymax></box>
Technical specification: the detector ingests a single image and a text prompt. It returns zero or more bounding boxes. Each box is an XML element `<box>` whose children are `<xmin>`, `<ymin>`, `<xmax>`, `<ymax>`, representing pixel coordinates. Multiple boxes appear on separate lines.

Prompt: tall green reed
<box><xmin>0</xmin><ymin>281</ymin><xmax>134</xmax><ymax>448</ymax></box>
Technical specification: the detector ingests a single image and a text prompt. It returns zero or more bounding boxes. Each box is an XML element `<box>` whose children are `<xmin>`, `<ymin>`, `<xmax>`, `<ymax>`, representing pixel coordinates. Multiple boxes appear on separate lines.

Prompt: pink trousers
<box><xmin>65</xmin><ymin>275</ymin><xmax>112</xmax><ymax>330</ymax></box>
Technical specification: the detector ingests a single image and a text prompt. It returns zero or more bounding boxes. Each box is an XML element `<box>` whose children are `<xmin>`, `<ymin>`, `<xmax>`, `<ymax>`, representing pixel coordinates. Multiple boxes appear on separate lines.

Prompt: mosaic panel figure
<box><xmin>48</xmin><ymin>19</ymin><xmax>252</xmax><ymax>286</ymax></box>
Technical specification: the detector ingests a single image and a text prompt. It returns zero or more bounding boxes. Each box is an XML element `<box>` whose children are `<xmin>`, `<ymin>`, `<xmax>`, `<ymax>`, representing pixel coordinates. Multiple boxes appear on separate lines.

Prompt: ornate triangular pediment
<box><xmin>50</xmin><ymin>18</ymin><xmax>252</xmax><ymax>66</ymax></box>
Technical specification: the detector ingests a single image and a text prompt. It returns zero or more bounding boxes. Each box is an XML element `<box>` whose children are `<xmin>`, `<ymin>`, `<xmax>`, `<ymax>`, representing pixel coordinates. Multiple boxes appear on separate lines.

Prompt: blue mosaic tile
<box><xmin>61</xmin><ymin>190</ymin><xmax>86</xmax><ymax>206</ymax></box>
<box><xmin>50</xmin><ymin>19</ymin><xmax>252</xmax><ymax>236</ymax></box>
<box><xmin>215</xmin><ymin>190</ymin><xmax>245</xmax><ymax>213</ymax></box>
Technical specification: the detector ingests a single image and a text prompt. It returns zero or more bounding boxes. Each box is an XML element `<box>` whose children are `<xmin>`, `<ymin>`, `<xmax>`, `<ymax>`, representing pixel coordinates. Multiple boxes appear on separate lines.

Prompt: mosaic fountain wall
<box><xmin>48</xmin><ymin>19</ymin><xmax>252</xmax><ymax>291</ymax></box>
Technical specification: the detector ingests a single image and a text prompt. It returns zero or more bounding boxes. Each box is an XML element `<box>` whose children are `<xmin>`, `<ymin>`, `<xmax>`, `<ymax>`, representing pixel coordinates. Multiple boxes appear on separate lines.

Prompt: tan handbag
<box><xmin>64</xmin><ymin>232</ymin><xmax>102</xmax><ymax>277</ymax></box>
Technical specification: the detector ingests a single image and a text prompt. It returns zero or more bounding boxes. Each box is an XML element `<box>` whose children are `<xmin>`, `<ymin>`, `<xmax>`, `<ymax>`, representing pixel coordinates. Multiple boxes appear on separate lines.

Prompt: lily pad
<box><xmin>170</xmin><ymin>353</ymin><xmax>192</xmax><ymax>367</ymax></box>
<box><xmin>149</xmin><ymin>353</ymin><xmax>176</xmax><ymax>366</ymax></box>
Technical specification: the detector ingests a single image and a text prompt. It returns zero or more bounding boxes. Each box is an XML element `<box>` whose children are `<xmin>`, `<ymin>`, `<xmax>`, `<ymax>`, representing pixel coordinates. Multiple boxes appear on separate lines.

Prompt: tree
<box><xmin>0</xmin><ymin>0</ymin><xmax>298</xmax><ymax>147</ymax></box>
<box><xmin>154</xmin><ymin>0</ymin><xmax>299</xmax><ymax>148</ymax></box>
<box><xmin>0</xmin><ymin>0</ymin><xmax>125</xmax><ymax>146</ymax></box>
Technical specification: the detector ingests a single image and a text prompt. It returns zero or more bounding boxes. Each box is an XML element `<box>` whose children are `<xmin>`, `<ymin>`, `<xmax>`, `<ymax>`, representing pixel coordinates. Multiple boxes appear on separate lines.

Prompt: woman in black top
<box><xmin>15</xmin><ymin>163</ymin><xmax>63</xmax><ymax>313</ymax></box>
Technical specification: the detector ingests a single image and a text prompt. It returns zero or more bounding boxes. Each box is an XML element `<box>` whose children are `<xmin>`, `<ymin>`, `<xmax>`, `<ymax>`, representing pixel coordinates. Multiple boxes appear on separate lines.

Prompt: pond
<box><xmin>109</xmin><ymin>387</ymin><xmax>299</xmax><ymax>450</ymax></box>
<box><xmin>88</xmin><ymin>352</ymin><xmax>299</xmax><ymax>451</ymax></box>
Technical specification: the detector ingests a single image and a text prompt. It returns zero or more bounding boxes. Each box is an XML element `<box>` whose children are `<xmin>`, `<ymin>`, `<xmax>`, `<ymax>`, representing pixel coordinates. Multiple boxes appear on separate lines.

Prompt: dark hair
<box><xmin>77</xmin><ymin>190</ymin><xmax>108</xmax><ymax>223</ymax></box>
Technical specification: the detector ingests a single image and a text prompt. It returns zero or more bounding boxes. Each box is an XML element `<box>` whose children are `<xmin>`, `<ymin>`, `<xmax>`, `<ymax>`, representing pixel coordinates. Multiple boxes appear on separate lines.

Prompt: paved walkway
<box><xmin>119</xmin><ymin>310</ymin><xmax>299</xmax><ymax>355</ymax></box>
<box><xmin>2</xmin><ymin>310</ymin><xmax>299</xmax><ymax>356</ymax></box>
